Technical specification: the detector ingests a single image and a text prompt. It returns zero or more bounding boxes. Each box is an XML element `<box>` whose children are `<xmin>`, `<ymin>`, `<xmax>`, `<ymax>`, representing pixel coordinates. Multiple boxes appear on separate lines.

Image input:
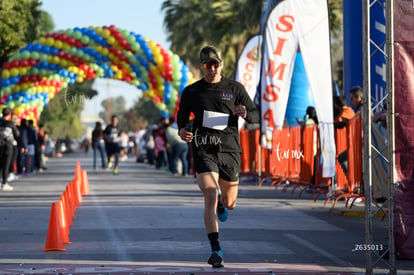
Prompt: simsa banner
<box><xmin>259</xmin><ymin>0</ymin><xmax>335</xmax><ymax>177</ymax></box>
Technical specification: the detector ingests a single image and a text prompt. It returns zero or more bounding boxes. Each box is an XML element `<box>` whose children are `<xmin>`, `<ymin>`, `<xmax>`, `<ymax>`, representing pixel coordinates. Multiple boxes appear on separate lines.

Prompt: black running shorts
<box><xmin>193</xmin><ymin>150</ymin><xmax>240</xmax><ymax>182</ymax></box>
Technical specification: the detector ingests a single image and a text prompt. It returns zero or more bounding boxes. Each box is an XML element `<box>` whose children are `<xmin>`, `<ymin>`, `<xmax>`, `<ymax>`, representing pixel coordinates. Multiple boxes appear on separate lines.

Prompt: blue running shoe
<box><xmin>217</xmin><ymin>193</ymin><xmax>228</xmax><ymax>222</ymax></box>
<box><xmin>208</xmin><ymin>250</ymin><xmax>224</xmax><ymax>268</ymax></box>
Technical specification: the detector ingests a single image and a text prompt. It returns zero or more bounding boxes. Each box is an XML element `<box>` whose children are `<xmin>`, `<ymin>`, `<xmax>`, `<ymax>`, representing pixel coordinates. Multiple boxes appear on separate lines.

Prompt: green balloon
<box><xmin>81</xmin><ymin>36</ymin><xmax>90</xmax><ymax>44</ymax></box>
<box><xmin>22</xmin><ymin>51</ymin><xmax>31</xmax><ymax>59</ymax></box>
<box><xmin>31</xmin><ymin>52</ymin><xmax>40</xmax><ymax>60</ymax></box>
<box><xmin>73</xmin><ymin>31</ymin><xmax>82</xmax><ymax>40</ymax></box>
<box><xmin>40</xmin><ymin>54</ymin><xmax>48</xmax><ymax>62</ymax></box>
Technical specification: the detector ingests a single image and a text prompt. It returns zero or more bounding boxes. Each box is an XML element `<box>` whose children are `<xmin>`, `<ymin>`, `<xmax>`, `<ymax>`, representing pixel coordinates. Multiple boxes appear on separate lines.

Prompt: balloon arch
<box><xmin>0</xmin><ymin>25</ymin><xmax>195</xmax><ymax>122</ymax></box>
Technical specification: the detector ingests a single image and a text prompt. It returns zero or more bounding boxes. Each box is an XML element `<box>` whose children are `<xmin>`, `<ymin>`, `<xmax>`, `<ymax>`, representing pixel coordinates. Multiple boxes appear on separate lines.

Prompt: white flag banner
<box><xmin>235</xmin><ymin>34</ymin><xmax>262</xmax><ymax>129</ymax></box>
<box><xmin>235</xmin><ymin>34</ymin><xmax>262</xmax><ymax>100</ymax></box>
<box><xmin>260</xmin><ymin>0</ymin><xmax>335</xmax><ymax>177</ymax></box>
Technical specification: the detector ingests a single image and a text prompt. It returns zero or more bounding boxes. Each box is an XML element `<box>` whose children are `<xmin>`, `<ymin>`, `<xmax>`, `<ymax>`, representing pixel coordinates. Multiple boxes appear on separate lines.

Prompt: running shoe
<box><xmin>208</xmin><ymin>250</ymin><xmax>224</xmax><ymax>268</ymax></box>
<box><xmin>217</xmin><ymin>193</ymin><xmax>228</xmax><ymax>222</ymax></box>
<box><xmin>1</xmin><ymin>183</ymin><xmax>14</xmax><ymax>191</ymax></box>
<box><xmin>113</xmin><ymin>169</ymin><xmax>119</xmax><ymax>175</ymax></box>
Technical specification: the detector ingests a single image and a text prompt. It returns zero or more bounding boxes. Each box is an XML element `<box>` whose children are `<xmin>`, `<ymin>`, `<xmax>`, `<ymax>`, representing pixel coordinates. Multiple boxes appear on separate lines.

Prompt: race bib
<box><xmin>202</xmin><ymin>110</ymin><xmax>229</xmax><ymax>131</ymax></box>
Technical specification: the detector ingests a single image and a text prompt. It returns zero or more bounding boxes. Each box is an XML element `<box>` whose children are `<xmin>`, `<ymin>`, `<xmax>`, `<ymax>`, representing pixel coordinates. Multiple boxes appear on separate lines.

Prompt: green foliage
<box><xmin>98</xmin><ymin>96</ymin><xmax>127</xmax><ymax>125</ymax></box>
<box><xmin>39</xmin><ymin>80</ymin><xmax>98</xmax><ymax>139</ymax></box>
<box><xmin>161</xmin><ymin>0</ymin><xmax>263</xmax><ymax>78</ymax></box>
<box><xmin>0</xmin><ymin>0</ymin><xmax>54</xmax><ymax>66</ymax></box>
<box><xmin>162</xmin><ymin>0</ymin><xmax>343</xmax><ymax>84</ymax></box>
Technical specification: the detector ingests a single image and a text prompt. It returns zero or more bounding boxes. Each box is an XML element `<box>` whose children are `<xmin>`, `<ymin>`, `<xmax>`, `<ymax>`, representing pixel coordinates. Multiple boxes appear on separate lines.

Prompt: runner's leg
<box><xmin>197</xmin><ymin>171</ymin><xmax>219</xmax><ymax>233</ymax></box>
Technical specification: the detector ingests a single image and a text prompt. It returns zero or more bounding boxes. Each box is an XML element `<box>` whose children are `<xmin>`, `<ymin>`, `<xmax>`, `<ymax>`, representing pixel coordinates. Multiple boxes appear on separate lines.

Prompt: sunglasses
<box><xmin>203</xmin><ymin>61</ymin><xmax>220</xmax><ymax>70</ymax></box>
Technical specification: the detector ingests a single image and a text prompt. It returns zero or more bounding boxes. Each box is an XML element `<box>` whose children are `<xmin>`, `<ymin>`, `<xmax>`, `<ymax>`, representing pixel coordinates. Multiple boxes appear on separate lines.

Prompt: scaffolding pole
<box><xmin>363</xmin><ymin>0</ymin><xmax>396</xmax><ymax>274</ymax></box>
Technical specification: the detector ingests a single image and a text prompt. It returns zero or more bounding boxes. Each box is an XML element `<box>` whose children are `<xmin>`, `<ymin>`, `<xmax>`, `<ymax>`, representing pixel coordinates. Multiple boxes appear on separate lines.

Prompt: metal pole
<box><xmin>362</xmin><ymin>0</ymin><xmax>373</xmax><ymax>274</ymax></box>
<box><xmin>385</xmin><ymin>0</ymin><xmax>397</xmax><ymax>273</ymax></box>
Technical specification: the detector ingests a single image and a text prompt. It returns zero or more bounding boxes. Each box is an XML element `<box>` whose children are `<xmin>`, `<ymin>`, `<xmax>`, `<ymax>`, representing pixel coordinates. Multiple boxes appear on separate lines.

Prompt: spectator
<box><xmin>350</xmin><ymin>86</ymin><xmax>363</xmax><ymax>112</ymax></box>
<box><xmin>154</xmin><ymin>128</ymin><xmax>167</xmax><ymax>169</ymax></box>
<box><xmin>0</xmin><ymin>108</ymin><xmax>20</xmax><ymax>191</ymax></box>
<box><xmin>144</xmin><ymin>125</ymin><xmax>156</xmax><ymax>166</ymax></box>
<box><xmin>165</xmin><ymin>119</ymin><xmax>189</xmax><ymax>176</ymax></box>
<box><xmin>26</xmin><ymin>120</ymin><xmax>37</xmax><ymax>174</ymax></box>
<box><xmin>333</xmin><ymin>95</ymin><xmax>355</xmax><ymax>129</ymax></box>
<box><xmin>7</xmin><ymin>114</ymin><xmax>19</xmax><ymax>182</ymax></box>
<box><xmin>135</xmin><ymin>126</ymin><xmax>147</xmax><ymax>163</ymax></box>
<box><xmin>17</xmin><ymin>119</ymin><xmax>28</xmax><ymax>175</ymax></box>
<box><xmin>35</xmin><ymin>124</ymin><xmax>47</xmax><ymax>172</ymax></box>
<box><xmin>91</xmin><ymin>121</ymin><xmax>106</xmax><ymax>170</ymax></box>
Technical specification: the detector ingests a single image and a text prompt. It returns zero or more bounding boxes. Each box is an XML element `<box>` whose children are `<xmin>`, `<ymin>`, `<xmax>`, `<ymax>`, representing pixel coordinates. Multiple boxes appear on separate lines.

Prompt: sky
<box><xmin>40</xmin><ymin>0</ymin><xmax>170</xmax><ymax>118</ymax></box>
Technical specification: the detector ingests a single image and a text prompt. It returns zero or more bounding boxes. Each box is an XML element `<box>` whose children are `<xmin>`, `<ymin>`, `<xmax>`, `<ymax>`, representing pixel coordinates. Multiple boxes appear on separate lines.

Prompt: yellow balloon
<box><xmin>10</xmin><ymin>68</ymin><xmax>19</xmax><ymax>77</ymax></box>
<box><xmin>154</xmin><ymin>54</ymin><xmax>163</xmax><ymax>65</ymax></box>
<box><xmin>63</xmin><ymin>43</ymin><xmax>70</xmax><ymax>51</ymax></box>
<box><xmin>55</xmin><ymin>40</ymin><xmax>63</xmax><ymax>48</ymax></box>
<box><xmin>102</xmin><ymin>29</ymin><xmax>111</xmax><ymax>38</ymax></box>
<box><xmin>107</xmin><ymin>37</ymin><xmax>115</xmax><ymax>45</ymax></box>
<box><xmin>46</xmin><ymin>37</ymin><xmax>55</xmax><ymax>46</ymax></box>
<box><xmin>14</xmin><ymin>106</ymin><xmax>24</xmax><ymax>115</ymax></box>
<box><xmin>2</xmin><ymin>69</ymin><xmax>10</xmax><ymax>78</ymax></box>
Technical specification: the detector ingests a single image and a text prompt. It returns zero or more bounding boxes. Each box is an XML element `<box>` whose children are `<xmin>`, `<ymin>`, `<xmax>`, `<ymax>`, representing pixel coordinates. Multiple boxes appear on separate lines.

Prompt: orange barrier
<box><xmin>239</xmin><ymin>117</ymin><xmax>362</xmax><ymax>207</ymax></box>
<box><xmin>44</xmin><ymin>162</ymin><xmax>89</xmax><ymax>252</ymax></box>
<box><xmin>240</xmin><ymin>129</ymin><xmax>250</xmax><ymax>174</ymax></box>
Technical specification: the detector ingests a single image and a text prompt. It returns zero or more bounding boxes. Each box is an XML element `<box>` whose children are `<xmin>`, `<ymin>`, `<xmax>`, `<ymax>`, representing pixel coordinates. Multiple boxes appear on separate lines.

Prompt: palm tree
<box><xmin>161</xmin><ymin>0</ymin><xmax>264</xmax><ymax>77</ymax></box>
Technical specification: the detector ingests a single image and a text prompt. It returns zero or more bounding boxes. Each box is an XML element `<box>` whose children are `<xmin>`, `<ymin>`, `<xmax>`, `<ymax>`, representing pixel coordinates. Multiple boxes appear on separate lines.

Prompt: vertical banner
<box><xmin>259</xmin><ymin>0</ymin><xmax>335</xmax><ymax>177</ymax></box>
<box><xmin>394</xmin><ymin>0</ymin><xmax>414</xmax><ymax>260</ymax></box>
<box><xmin>235</xmin><ymin>34</ymin><xmax>262</xmax><ymax>101</ymax></box>
<box><xmin>235</xmin><ymin>34</ymin><xmax>262</xmax><ymax>129</ymax></box>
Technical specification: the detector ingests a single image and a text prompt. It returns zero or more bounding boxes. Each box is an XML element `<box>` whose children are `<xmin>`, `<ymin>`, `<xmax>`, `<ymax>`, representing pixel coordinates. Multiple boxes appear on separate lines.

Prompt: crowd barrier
<box><xmin>239</xmin><ymin>115</ymin><xmax>363</xmax><ymax>208</ymax></box>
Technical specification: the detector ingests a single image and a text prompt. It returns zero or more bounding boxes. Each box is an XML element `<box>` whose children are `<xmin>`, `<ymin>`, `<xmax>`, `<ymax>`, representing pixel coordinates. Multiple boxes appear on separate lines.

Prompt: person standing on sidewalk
<box><xmin>176</xmin><ymin>45</ymin><xmax>259</xmax><ymax>268</ymax></box>
<box><xmin>0</xmin><ymin>108</ymin><xmax>20</xmax><ymax>191</ymax></box>
<box><xmin>165</xmin><ymin>119</ymin><xmax>189</xmax><ymax>176</ymax></box>
<box><xmin>91</xmin><ymin>121</ymin><xmax>107</xmax><ymax>170</ymax></box>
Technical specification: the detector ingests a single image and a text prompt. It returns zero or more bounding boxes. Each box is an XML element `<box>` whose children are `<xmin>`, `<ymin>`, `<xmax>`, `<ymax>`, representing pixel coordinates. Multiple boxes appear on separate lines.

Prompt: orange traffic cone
<box><xmin>75</xmin><ymin>162</ymin><xmax>82</xmax><ymax>180</ymax></box>
<box><xmin>81</xmin><ymin>169</ymin><xmax>90</xmax><ymax>195</ymax></box>
<box><xmin>57</xmin><ymin>198</ymin><xmax>70</xmax><ymax>244</ymax></box>
<box><xmin>44</xmin><ymin>202</ymin><xmax>66</xmax><ymax>251</ymax></box>
<box><xmin>70</xmin><ymin>180</ymin><xmax>82</xmax><ymax>207</ymax></box>
<box><xmin>66</xmin><ymin>184</ymin><xmax>77</xmax><ymax>217</ymax></box>
<box><xmin>62</xmin><ymin>191</ymin><xmax>73</xmax><ymax>227</ymax></box>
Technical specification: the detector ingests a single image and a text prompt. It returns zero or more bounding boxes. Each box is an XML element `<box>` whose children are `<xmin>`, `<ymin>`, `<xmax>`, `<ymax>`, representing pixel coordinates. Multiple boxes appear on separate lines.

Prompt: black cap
<box><xmin>200</xmin><ymin>45</ymin><xmax>222</xmax><ymax>64</ymax></box>
<box><xmin>2</xmin><ymin>107</ymin><xmax>11</xmax><ymax>117</ymax></box>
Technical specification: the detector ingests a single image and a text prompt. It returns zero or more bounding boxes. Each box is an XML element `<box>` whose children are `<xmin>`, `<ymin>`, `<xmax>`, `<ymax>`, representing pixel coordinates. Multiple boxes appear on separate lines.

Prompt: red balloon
<box><xmin>21</xmin><ymin>60</ymin><xmax>29</xmax><ymax>67</ymax></box>
<box><xmin>67</xmin><ymin>37</ymin><xmax>76</xmax><ymax>45</ymax></box>
<box><xmin>28</xmin><ymin>59</ymin><xmax>37</xmax><ymax>66</ymax></box>
<box><xmin>3</xmin><ymin>62</ymin><xmax>11</xmax><ymax>69</ymax></box>
<box><xmin>11</xmin><ymin>60</ymin><xmax>20</xmax><ymax>67</ymax></box>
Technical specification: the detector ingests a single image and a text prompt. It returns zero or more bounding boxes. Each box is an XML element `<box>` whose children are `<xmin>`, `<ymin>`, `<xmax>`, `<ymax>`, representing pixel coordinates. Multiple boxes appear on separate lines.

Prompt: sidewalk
<box><xmin>0</xmin><ymin>152</ymin><xmax>413</xmax><ymax>274</ymax></box>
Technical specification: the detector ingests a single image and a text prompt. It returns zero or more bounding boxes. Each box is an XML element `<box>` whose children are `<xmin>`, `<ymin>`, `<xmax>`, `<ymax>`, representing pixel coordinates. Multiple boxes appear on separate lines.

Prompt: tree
<box><xmin>162</xmin><ymin>0</ymin><xmax>343</xmax><ymax>85</ymax></box>
<box><xmin>39</xmin><ymin>80</ymin><xmax>98</xmax><ymax>139</ymax></box>
<box><xmin>99</xmin><ymin>96</ymin><xmax>127</xmax><ymax>124</ymax></box>
<box><xmin>161</xmin><ymin>0</ymin><xmax>263</xmax><ymax>78</ymax></box>
<box><xmin>0</xmin><ymin>0</ymin><xmax>54</xmax><ymax>66</ymax></box>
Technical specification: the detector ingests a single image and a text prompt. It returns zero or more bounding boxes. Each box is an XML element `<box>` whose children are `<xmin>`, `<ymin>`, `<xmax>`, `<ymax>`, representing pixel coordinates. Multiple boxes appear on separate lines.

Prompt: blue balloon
<box><xmin>33</xmin><ymin>43</ymin><xmax>42</xmax><ymax>52</ymax></box>
<box><xmin>161</xmin><ymin>110</ymin><xmax>169</xmax><ymax>118</ymax></box>
<box><xmin>1</xmin><ymin>79</ymin><xmax>11</xmax><ymax>87</ymax></box>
